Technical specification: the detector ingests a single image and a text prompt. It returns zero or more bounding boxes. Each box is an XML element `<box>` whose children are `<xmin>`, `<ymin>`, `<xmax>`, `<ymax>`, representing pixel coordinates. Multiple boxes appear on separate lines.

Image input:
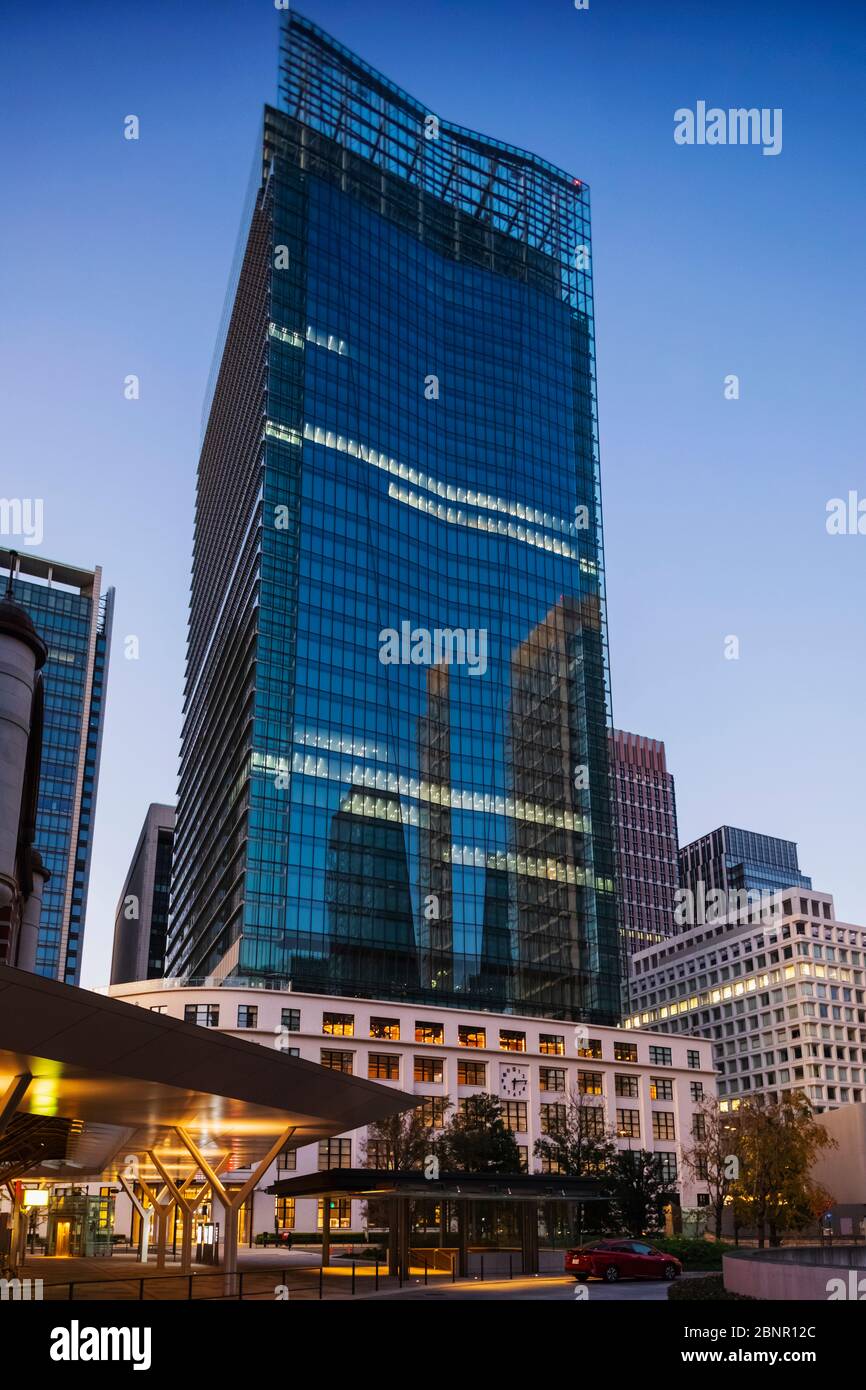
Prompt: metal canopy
<box><xmin>0</xmin><ymin>965</ymin><xmax>416</xmax><ymax>1181</ymax></box>
<box><xmin>269</xmin><ymin>1167</ymin><xmax>606</xmax><ymax>1203</ymax></box>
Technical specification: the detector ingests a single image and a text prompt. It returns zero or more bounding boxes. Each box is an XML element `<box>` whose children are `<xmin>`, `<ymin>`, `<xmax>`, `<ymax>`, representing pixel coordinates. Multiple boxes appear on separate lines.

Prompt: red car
<box><xmin>565</xmin><ymin>1239</ymin><xmax>681</xmax><ymax>1283</ymax></box>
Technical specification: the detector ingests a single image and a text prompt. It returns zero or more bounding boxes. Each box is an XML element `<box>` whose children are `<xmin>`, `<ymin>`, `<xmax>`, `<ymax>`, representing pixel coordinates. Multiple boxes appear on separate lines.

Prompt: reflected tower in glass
<box><xmin>167</xmin><ymin>13</ymin><xmax>621</xmax><ymax>1023</ymax></box>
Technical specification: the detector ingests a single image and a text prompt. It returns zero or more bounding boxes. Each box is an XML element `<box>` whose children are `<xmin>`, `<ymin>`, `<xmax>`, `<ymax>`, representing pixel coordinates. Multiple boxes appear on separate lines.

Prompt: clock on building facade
<box><xmin>499</xmin><ymin>1064</ymin><xmax>529</xmax><ymax>1098</ymax></box>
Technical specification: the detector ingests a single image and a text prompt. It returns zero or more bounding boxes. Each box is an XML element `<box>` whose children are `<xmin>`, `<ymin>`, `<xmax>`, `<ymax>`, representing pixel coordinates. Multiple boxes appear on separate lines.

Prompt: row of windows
<box><xmin>179</xmin><ymin>1002</ymin><xmax>703</xmax><ymax>1070</ymax></box>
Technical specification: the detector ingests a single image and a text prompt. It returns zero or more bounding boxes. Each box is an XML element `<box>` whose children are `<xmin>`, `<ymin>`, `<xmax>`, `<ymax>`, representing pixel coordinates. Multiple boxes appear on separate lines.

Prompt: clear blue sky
<box><xmin>1</xmin><ymin>0</ymin><xmax>864</xmax><ymax>986</ymax></box>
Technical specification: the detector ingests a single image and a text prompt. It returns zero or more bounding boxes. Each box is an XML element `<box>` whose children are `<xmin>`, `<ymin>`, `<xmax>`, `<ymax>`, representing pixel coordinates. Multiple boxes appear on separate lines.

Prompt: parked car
<box><xmin>565</xmin><ymin>1239</ymin><xmax>681</xmax><ymax>1283</ymax></box>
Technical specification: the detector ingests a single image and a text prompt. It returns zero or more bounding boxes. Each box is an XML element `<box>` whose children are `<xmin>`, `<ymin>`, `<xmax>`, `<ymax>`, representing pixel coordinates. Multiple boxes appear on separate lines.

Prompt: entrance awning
<box><xmin>0</xmin><ymin>965</ymin><xmax>417</xmax><ymax>1183</ymax></box>
<box><xmin>268</xmin><ymin>1167</ymin><xmax>605</xmax><ymax>1201</ymax></box>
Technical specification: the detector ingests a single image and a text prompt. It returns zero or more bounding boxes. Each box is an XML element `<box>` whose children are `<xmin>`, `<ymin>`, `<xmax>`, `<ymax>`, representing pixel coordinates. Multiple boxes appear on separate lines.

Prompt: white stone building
<box><xmin>106</xmin><ymin>979</ymin><xmax>717</xmax><ymax>1240</ymax></box>
<box><xmin>627</xmin><ymin>889</ymin><xmax>866</xmax><ymax>1112</ymax></box>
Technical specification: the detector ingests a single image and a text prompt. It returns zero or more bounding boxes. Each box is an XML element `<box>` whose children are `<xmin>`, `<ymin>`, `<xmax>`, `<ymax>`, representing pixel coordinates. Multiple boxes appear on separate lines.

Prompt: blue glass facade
<box><xmin>0</xmin><ymin>552</ymin><xmax>113</xmax><ymax>983</ymax></box>
<box><xmin>168</xmin><ymin>15</ymin><xmax>620</xmax><ymax>1023</ymax></box>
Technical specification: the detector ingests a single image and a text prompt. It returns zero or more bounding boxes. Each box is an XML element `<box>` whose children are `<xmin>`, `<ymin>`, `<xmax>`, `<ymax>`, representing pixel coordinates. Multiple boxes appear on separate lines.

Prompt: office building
<box><xmin>609</xmin><ymin>728</ymin><xmax>679</xmax><ymax>958</ymax></box>
<box><xmin>0</xmin><ymin>549</ymin><xmax>113</xmax><ymax>983</ymax></box>
<box><xmin>678</xmin><ymin>825</ymin><xmax>811</xmax><ymax>905</ymax></box>
<box><xmin>0</xmin><ymin>564</ymin><xmax>49</xmax><ymax>970</ymax></box>
<box><xmin>627</xmin><ymin>888</ymin><xmax>866</xmax><ymax>1112</ymax></box>
<box><xmin>109</xmin><ymin>977</ymin><xmax>716</xmax><ymax>1237</ymax></box>
<box><xmin>167</xmin><ymin>13</ymin><xmax>620</xmax><ymax>1022</ymax></box>
<box><xmin>110</xmin><ymin>803</ymin><xmax>175</xmax><ymax>985</ymax></box>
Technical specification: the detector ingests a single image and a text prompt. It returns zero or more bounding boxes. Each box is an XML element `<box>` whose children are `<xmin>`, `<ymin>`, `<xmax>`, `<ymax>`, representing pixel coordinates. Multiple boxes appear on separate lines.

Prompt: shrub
<box><xmin>668</xmin><ymin>1274</ymin><xmax>754</xmax><ymax>1301</ymax></box>
<box><xmin>652</xmin><ymin>1236</ymin><xmax>733</xmax><ymax>1270</ymax></box>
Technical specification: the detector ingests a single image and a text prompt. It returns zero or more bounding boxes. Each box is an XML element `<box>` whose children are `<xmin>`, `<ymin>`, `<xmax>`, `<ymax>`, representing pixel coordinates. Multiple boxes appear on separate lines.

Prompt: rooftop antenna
<box><xmin>4</xmin><ymin>549</ymin><xmax>19</xmax><ymax>599</ymax></box>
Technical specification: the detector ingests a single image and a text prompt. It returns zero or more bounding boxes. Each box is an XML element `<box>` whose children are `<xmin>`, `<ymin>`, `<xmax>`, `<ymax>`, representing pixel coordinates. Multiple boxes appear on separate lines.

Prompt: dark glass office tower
<box><xmin>0</xmin><ymin>549</ymin><xmax>113</xmax><ymax>984</ymax></box>
<box><xmin>610</xmin><ymin>728</ymin><xmax>680</xmax><ymax>956</ymax></box>
<box><xmin>678</xmin><ymin>825</ymin><xmax>811</xmax><ymax>900</ymax></box>
<box><xmin>110</xmin><ymin>803</ymin><xmax>175</xmax><ymax>985</ymax></box>
<box><xmin>167</xmin><ymin>14</ymin><xmax>620</xmax><ymax>1022</ymax></box>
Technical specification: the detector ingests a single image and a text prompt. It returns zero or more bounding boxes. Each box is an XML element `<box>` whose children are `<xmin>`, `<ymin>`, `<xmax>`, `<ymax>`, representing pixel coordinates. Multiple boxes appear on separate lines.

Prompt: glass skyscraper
<box><xmin>168</xmin><ymin>13</ymin><xmax>620</xmax><ymax>1023</ymax></box>
<box><xmin>678</xmin><ymin>824</ymin><xmax>812</xmax><ymax>901</ymax></box>
<box><xmin>0</xmin><ymin>549</ymin><xmax>113</xmax><ymax>984</ymax></box>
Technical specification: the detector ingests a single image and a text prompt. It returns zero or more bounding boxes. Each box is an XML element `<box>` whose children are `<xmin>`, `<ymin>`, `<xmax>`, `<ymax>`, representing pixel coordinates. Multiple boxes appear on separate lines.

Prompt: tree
<box><xmin>603</xmin><ymin>1150</ymin><xmax>674</xmax><ymax>1237</ymax></box>
<box><xmin>681</xmin><ymin>1096</ymin><xmax>741</xmax><ymax>1240</ymax></box>
<box><xmin>729</xmin><ymin>1093</ymin><xmax>837</xmax><ymax>1247</ymax></box>
<box><xmin>533</xmin><ymin>1088</ymin><xmax>616</xmax><ymax>1177</ymax></box>
<box><xmin>362</xmin><ymin>1102</ymin><xmax>447</xmax><ymax>1172</ymax></box>
<box><xmin>436</xmin><ymin>1094</ymin><xmax>522</xmax><ymax>1173</ymax></box>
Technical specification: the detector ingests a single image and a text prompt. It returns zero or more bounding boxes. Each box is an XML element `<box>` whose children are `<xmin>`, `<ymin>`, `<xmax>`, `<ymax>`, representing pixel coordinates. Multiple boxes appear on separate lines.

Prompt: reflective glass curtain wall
<box><xmin>0</xmin><ymin>552</ymin><xmax>112</xmax><ymax>984</ymax></box>
<box><xmin>168</xmin><ymin>14</ymin><xmax>621</xmax><ymax>1023</ymax></box>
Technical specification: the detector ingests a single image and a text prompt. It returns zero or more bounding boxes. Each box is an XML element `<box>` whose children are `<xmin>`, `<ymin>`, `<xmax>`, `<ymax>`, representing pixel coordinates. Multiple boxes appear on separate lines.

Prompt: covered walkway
<box><xmin>0</xmin><ymin>964</ymin><xmax>416</xmax><ymax>1286</ymax></box>
<box><xmin>269</xmin><ymin>1167</ymin><xmax>604</xmax><ymax>1278</ymax></box>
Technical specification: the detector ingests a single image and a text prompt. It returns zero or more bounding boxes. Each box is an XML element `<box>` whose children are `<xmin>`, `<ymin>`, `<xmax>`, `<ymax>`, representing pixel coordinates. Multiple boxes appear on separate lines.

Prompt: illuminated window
<box><xmin>650</xmin><ymin>1077</ymin><xmax>673</xmax><ymax>1101</ymax></box>
<box><xmin>578</xmin><ymin>1039</ymin><xmax>603</xmax><ymax>1060</ymax></box>
<box><xmin>652</xmin><ymin>1112</ymin><xmax>675</xmax><ymax>1141</ymax></box>
<box><xmin>538</xmin><ymin>1153</ymin><xmax>565</xmax><ymax>1174</ymax></box>
<box><xmin>275</xmin><ymin>1198</ymin><xmax>295</xmax><ymax>1228</ymax></box>
<box><xmin>370</xmin><ymin>1017</ymin><xmax>400</xmax><ymax>1040</ymax></box>
<box><xmin>614</xmin><ymin>1042</ymin><xmax>638</xmax><ymax>1063</ymax></box>
<box><xmin>414</xmin><ymin>1056</ymin><xmax>444</xmax><ymax>1083</ymax></box>
<box><xmin>539</xmin><ymin>1034</ymin><xmax>565</xmax><ymax>1056</ymax></box>
<box><xmin>415</xmin><ymin>1021</ymin><xmax>444</xmax><ymax>1044</ymax></box>
<box><xmin>577</xmin><ymin>1071</ymin><xmax>603</xmax><ymax>1096</ymax></box>
<box><xmin>457</xmin><ymin>1060</ymin><xmax>486</xmax><ymax>1086</ymax></box>
<box><xmin>318</xmin><ymin>1199</ymin><xmax>351</xmax><ymax>1230</ymax></box>
<box><xmin>419</xmin><ymin>1095</ymin><xmax>449</xmax><ymax>1128</ymax></box>
<box><xmin>616</xmin><ymin>1109</ymin><xmax>640</xmax><ymax>1138</ymax></box>
<box><xmin>368</xmin><ymin>1053</ymin><xmax>400</xmax><ymax>1080</ymax></box>
<box><xmin>458</xmin><ymin>1026</ymin><xmax>486</xmax><ymax>1049</ymax></box>
<box><xmin>499</xmin><ymin>1029</ymin><xmax>526</xmax><ymax>1053</ymax></box>
<box><xmin>320</xmin><ymin>1049</ymin><xmax>353</xmax><ymax>1073</ymax></box>
<box><xmin>323</xmin><ymin>1013</ymin><xmax>354</xmax><ymax>1037</ymax></box>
